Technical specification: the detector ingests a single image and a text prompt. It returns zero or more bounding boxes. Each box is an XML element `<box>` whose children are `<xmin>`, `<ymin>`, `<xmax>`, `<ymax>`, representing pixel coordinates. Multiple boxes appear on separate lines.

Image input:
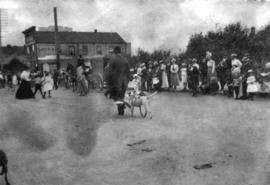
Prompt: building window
<box><xmin>82</xmin><ymin>45</ymin><xmax>88</xmax><ymax>55</ymax></box>
<box><xmin>96</xmin><ymin>45</ymin><xmax>102</xmax><ymax>55</ymax></box>
<box><xmin>32</xmin><ymin>45</ymin><xmax>35</xmax><ymax>56</ymax></box>
<box><xmin>69</xmin><ymin>46</ymin><xmax>75</xmax><ymax>56</ymax></box>
<box><xmin>109</xmin><ymin>46</ymin><xmax>114</xmax><ymax>54</ymax></box>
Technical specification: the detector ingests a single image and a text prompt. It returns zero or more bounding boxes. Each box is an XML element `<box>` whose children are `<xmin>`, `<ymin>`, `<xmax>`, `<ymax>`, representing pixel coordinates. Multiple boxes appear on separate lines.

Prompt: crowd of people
<box><xmin>130</xmin><ymin>51</ymin><xmax>270</xmax><ymax>100</ymax></box>
<box><xmin>1</xmin><ymin>49</ymin><xmax>270</xmax><ymax>103</ymax></box>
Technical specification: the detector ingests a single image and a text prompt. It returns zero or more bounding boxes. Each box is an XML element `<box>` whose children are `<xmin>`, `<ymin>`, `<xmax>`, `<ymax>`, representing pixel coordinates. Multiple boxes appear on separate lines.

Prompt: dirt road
<box><xmin>0</xmin><ymin>88</ymin><xmax>270</xmax><ymax>185</ymax></box>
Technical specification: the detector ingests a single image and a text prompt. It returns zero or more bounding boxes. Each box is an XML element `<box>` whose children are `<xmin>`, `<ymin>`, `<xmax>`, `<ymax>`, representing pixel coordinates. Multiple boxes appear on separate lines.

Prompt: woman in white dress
<box><xmin>206</xmin><ymin>51</ymin><xmax>216</xmax><ymax>83</ymax></box>
<box><xmin>180</xmin><ymin>63</ymin><xmax>188</xmax><ymax>90</ymax></box>
<box><xmin>160</xmin><ymin>60</ymin><xmax>169</xmax><ymax>90</ymax></box>
<box><xmin>42</xmin><ymin>72</ymin><xmax>54</xmax><ymax>98</ymax></box>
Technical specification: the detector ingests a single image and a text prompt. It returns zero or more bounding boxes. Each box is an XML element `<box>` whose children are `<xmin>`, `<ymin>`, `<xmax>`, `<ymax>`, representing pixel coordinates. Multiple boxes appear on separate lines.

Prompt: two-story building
<box><xmin>22</xmin><ymin>26</ymin><xmax>131</xmax><ymax>70</ymax></box>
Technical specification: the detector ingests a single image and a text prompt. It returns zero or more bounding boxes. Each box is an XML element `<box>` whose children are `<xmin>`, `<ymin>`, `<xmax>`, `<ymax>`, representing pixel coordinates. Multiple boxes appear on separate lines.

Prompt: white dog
<box><xmin>124</xmin><ymin>91</ymin><xmax>157</xmax><ymax>119</ymax></box>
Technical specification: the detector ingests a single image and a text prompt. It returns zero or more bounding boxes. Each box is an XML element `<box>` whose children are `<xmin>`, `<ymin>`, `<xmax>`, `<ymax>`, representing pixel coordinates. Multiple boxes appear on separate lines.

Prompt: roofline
<box><xmin>35</xmin><ymin>31</ymin><xmax>119</xmax><ymax>34</ymax></box>
<box><xmin>35</xmin><ymin>42</ymin><xmax>127</xmax><ymax>44</ymax></box>
<box><xmin>22</xmin><ymin>26</ymin><xmax>36</xmax><ymax>34</ymax></box>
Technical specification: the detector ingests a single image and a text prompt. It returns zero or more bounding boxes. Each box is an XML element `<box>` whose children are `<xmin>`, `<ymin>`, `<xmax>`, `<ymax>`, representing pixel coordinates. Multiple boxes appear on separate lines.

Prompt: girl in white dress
<box><xmin>42</xmin><ymin>72</ymin><xmax>54</xmax><ymax>98</ymax></box>
<box><xmin>246</xmin><ymin>70</ymin><xmax>259</xmax><ymax>100</ymax></box>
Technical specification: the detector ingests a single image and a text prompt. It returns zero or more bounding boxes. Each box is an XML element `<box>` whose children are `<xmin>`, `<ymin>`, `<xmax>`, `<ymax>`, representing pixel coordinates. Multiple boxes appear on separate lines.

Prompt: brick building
<box><xmin>22</xmin><ymin>26</ymin><xmax>131</xmax><ymax>70</ymax></box>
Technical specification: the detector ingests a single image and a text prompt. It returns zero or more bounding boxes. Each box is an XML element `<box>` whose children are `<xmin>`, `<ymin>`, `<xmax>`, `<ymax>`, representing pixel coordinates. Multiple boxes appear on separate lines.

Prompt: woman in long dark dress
<box><xmin>15</xmin><ymin>68</ymin><xmax>35</xmax><ymax>99</ymax></box>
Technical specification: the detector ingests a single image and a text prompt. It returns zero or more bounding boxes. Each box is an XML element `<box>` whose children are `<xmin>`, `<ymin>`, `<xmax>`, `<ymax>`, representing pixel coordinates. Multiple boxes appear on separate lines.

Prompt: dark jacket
<box><xmin>107</xmin><ymin>54</ymin><xmax>130</xmax><ymax>101</ymax></box>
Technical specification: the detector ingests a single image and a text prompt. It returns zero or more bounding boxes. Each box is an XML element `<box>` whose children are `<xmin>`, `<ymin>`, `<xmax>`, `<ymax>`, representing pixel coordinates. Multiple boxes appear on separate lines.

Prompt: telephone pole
<box><xmin>0</xmin><ymin>8</ymin><xmax>8</xmax><ymax>69</ymax></box>
<box><xmin>54</xmin><ymin>7</ymin><xmax>60</xmax><ymax>69</ymax></box>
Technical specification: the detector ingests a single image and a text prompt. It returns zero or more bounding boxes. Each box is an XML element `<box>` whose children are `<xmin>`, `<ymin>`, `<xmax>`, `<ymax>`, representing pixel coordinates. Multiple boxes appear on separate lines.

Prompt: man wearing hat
<box><xmin>106</xmin><ymin>46</ymin><xmax>130</xmax><ymax>115</ymax></box>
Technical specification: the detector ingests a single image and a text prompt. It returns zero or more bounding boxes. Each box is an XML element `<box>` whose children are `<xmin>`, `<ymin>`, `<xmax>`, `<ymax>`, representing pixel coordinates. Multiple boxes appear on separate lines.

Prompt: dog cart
<box><xmin>125</xmin><ymin>78</ymin><xmax>148</xmax><ymax>118</ymax></box>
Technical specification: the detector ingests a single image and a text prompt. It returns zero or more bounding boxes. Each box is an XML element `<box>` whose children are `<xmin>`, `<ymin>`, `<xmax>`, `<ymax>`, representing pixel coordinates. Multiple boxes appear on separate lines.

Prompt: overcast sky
<box><xmin>0</xmin><ymin>0</ymin><xmax>270</xmax><ymax>53</ymax></box>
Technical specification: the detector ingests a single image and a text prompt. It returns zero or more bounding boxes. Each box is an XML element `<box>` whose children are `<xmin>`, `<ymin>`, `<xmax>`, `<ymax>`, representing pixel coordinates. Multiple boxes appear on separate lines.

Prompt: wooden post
<box><xmin>54</xmin><ymin>7</ymin><xmax>60</xmax><ymax>69</ymax></box>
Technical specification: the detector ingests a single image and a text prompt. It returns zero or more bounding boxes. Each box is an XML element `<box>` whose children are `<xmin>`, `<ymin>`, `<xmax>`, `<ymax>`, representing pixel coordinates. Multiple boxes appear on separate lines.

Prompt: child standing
<box><xmin>7</xmin><ymin>72</ymin><xmax>12</xmax><ymax>91</ymax></box>
<box><xmin>34</xmin><ymin>72</ymin><xmax>43</xmax><ymax>97</ymax></box>
<box><xmin>12</xmin><ymin>73</ymin><xmax>18</xmax><ymax>92</ymax></box>
<box><xmin>42</xmin><ymin>72</ymin><xmax>54</xmax><ymax>99</ymax></box>
<box><xmin>232</xmin><ymin>67</ymin><xmax>241</xmax><ymax>100</ymax></box>
<box><xmin>246</xmin><ymin>70</ymin><xmax>259</xmax><ymax>100</ymax></box>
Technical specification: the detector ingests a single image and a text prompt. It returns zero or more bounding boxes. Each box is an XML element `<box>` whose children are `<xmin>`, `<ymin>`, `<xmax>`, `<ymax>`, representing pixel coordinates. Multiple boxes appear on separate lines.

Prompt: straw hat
<box><xmin>192</xmin><ymin>58</ymin><xmax>197</xmax><ymax>63</ymax></box>
<box><xmin>206</xmin><ymin>51</ymin><xmax>212</xmax><ymax>58</ymax></box>
<box><xmin>140</xmin><ymin>63</ymin><xmax>146</xmax><ymax>67</ymax></box>
<box><xmin>265</xmin><ymin>62</ymin><xmax>270</xmax><ymax>69</ymax></box>
<box><xmin>231</xmin><ymin>53</ymin><xmax>237</xmax><ymax>57</ymax></box>
<box><xmin>171</xmin><ymin>58</ymin><xmax>176</xmax><ymax>63</ymax></box>
<box><xmin>242</xmin><ymin>56</ymin><xmax>248</xmax><ymax>61</ymax></box>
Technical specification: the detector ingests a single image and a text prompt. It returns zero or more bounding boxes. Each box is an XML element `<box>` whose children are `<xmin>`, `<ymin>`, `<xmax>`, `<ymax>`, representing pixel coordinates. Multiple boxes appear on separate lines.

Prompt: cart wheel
<box><xmin>139</xmin><ymin>106</ymin><xmax>147</xmax><ymax>118</ymax></box>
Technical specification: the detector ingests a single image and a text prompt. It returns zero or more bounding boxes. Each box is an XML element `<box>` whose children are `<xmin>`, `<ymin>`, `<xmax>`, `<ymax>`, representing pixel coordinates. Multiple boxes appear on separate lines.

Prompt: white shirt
<box><xmin>170</xmin><ymin>64</ymin><xmax>179</xmax><ymax>73</ymax></box>
<box><xmin>192</xmin><ymin>63</ymin><xmax>200</xmax><ymax>70</ymax></box>
<box><xmin>12</xmin><ymin>75</ymin><xmax>18</xmax><ymax>85</ymax></box>
<box><xmin>20</xmin><ymin>70</ymin><xmax>31</xmax><ymax>81</ymax></box>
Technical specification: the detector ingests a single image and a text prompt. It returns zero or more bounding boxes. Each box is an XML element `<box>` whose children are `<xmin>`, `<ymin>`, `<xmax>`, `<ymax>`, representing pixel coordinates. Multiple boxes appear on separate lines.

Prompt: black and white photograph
<box><xmin>1</xmin><ymin>0</ymin><xmax>270</xmax><ymax>184</ymax></box>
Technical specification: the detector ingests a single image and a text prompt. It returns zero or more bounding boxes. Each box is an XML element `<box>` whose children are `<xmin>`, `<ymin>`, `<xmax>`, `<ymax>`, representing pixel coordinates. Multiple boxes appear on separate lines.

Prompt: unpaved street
<box><xmin>0</xmin><ymin>88</ymin><xmax>270</xmax><ymax>185</ymax></box>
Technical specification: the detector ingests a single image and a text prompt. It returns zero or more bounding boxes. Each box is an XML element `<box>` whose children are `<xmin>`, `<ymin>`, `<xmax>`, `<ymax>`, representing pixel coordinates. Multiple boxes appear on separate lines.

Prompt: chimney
<box><xmin>94</xmin><ymin>29</ymin><xmax>97</xmax><ymax>33</ymax></box>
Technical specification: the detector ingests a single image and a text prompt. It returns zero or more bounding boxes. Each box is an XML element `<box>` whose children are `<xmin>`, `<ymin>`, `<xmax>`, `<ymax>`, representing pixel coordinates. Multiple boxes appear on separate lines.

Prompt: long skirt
<box><xmin>15</xmin><ymin>80</ymin><xmax>35</xmax><ymax>99</ymax></box>
<box><xmin>161</xmin><ymin>71</ymin><xmax>169</xmax><ymax>88</ymax></box>
<box><xmin>170</xmin><ymin>73</ymin><xmax>180</xmax><ymax>86</ymax></box>
<box><xmin>247</xmin><ymin>83</ymin><xmax>260</xmax><ymax>93</ymax></box>
<box><xmin>207</xmin><ymin>68</ymin><xmax>216</xmax><ymax>83</ymax></box>
<box><xmin>181</xmin><ymin>73</ymin><xmax>187</xmax><ymax>83</ymax></box>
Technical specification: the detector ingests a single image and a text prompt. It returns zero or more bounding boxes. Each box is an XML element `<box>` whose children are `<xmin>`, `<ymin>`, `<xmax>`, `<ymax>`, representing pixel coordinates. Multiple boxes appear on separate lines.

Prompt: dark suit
<box><xmin>107</xmin><ymin>54</ymin><xmax>130</xmax><ymax>102</ymax></box>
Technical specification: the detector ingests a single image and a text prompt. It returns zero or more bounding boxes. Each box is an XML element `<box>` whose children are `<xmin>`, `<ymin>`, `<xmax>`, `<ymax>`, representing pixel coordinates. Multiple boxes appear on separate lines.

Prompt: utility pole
<box><xmin>54</xmin><ymin>7</ymin><xmax>60</xmax><ymax>69</ymax></box>
<box><xmin>0</xmin><ymin>8</ymin><xmax>8</xmax><ymax>69</ymax></box>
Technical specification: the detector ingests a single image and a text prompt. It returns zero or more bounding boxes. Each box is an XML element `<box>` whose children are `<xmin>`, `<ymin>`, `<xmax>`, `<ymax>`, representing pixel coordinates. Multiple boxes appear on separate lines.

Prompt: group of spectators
<box><xmin>131</xmin><ymin>51</ymin><xmax>269</xmax><ymax>100</ymax></box>
<box><xmin>0</xmin><ymin>70</ymin><xmax>18</xmax><ymax>91</ymax></box>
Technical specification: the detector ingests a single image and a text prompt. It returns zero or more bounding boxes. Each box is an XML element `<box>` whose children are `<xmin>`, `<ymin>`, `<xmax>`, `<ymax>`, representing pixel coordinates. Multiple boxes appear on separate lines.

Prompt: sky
<box><xmin>0</xmin><ymin>0</ymin><xmax>270</xmax><ymax>53</ymax></box>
